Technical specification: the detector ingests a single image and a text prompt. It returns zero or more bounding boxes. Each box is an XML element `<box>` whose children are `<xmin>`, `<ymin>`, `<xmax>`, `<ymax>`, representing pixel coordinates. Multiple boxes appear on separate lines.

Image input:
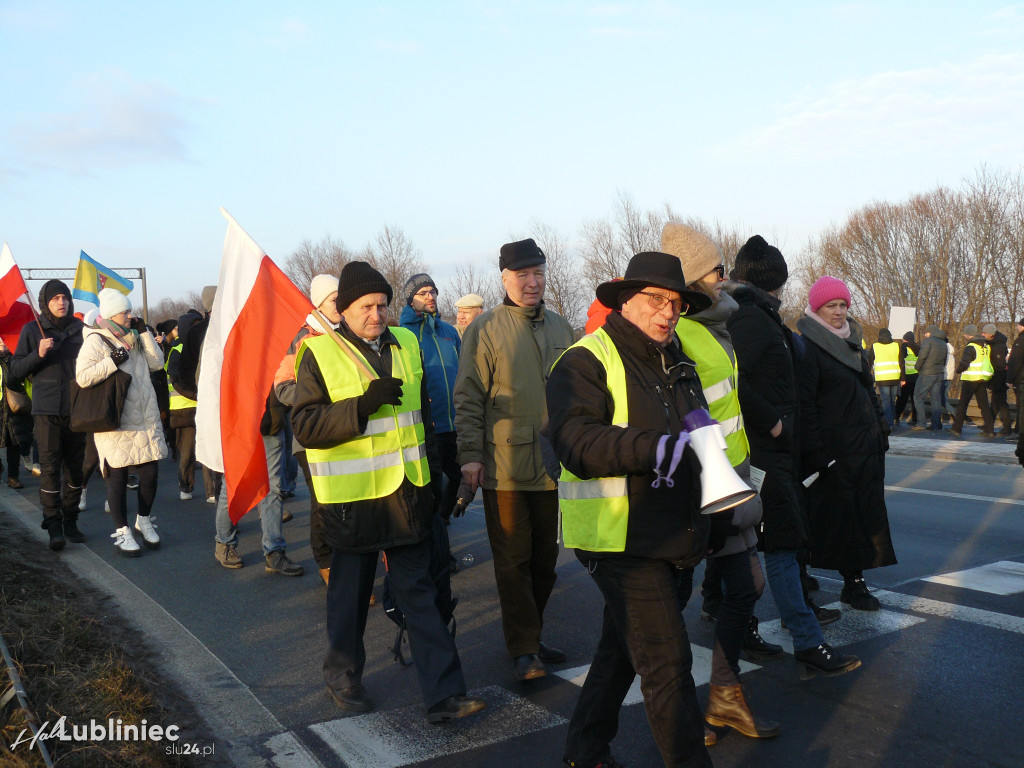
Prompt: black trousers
<box><xmin>895</xmin><ymin>374</ymin><xmax>918</xmax><ymax>423</ymax></box>
<box><xmin>82</xmin><ymin>433</ymin><xmax>100</xmax><ymax>486</ymax></box>
<box><xmin>953</xmin><ymin>380</ymin><xmax>994</xmax><ymax>433</ymax></box>
<box><xmin>323</xmin><ymin>538</ymin><xmax>466</xmax><ymax>708</ymax></box>
<box><xmin>482</xmin><ymin>489</ymin><xmax>559</xmax><ymax>658</ymax></box>
<box><xmin>34</xmin><ymin>414</ymin><xmax>86</xmax><ymax>527</ymax></box>
<box><xmin>564</xmin><ymin>555</ymin><xmax>712</xmax><ymax>768</ymax></box>
<box><xmin>709</xmin><ymin>548</ymin><xmax>764</xmax><ymax>686</ymax></box>
<box><xmin>988</xmin><ymin>372</ymin><xmax>1012</xmax><ymax>430</ymax></box>
<box><xmin>296</xmin><ymin>451</ymin><xmax>332</xmax><ymax>570</ymax></box>
<box><xmin>175</xmin><ymin>424</ymin><xmax>197</xmax><ymax>492</ymax></box>
<box><xmin>431</xmin><ymin>431</ymin><xmax>462</xmax><ymax>521</ymax></box>
<box><xmin>2</xmin><ymin>442</ymin><xmax>20</xmax><ymax>481</ymax></box>
<box><xmin>105</xmin><ymin>460</ymin><xmax>158</xmax><ymax>529</ymax></box>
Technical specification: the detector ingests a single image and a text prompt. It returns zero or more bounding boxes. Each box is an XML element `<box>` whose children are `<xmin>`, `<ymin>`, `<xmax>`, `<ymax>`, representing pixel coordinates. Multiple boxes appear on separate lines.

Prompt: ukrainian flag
<box><xmin>72</xmin><ymin>251</ymin><xmax>134</xmax><ymax>304</ymax></box>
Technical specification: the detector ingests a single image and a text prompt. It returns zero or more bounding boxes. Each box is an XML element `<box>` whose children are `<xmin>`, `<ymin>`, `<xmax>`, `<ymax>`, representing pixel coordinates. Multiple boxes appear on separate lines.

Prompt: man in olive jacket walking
<box><xmin>454</xmin><ymin>238</ymin><xmax>575</xmax><ymax>682</ymax></box>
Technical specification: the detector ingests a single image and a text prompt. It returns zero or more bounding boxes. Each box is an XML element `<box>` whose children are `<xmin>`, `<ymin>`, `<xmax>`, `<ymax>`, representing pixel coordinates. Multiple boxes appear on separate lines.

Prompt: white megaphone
<box><xmin>683</xmin><ymin>409</ymin><xmax>757</xmax><ymax>515</ymax></box>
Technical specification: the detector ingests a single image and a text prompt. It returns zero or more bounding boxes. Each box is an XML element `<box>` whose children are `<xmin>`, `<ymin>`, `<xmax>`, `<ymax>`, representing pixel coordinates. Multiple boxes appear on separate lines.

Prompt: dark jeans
<box><xmin>914</xmin><ymin>373</ymin><xmax>945</xmax><ymax>430</ymax></box>
<box><xmin>2</xmin><ymin>442</ymin><xmax>20</xmax><ymax>481</ymax></box>
<box><xmin>34</xmin><ymin>414</ymin><xmax>86</xmax><ymax>527</ymax></box>
<box><xmin>894</xmin><ymin>374</ymin><xmax>918</xmax><ymax>423</ymax></box>
<box><xmin>297</xmin><ymin>451</ymin><xmax>332</xmax><ymax>569</ymax></box>
<box><xmin>432</xmin><ymin>431</ymin><xmax>462</xmax><ymax>521</ymax></box>
<box><xmin>953</xmin><ymin>380</ymin><xmax>994</xmax><ymax>433</ymax></box>
<box><xmin>564</xmin><ymin>555</ymin><xmax>712</xmax><ymax>768</ymax></box>
<box><xmin>877</xmin><ymin>383</ymin><xmax>900</xmax><ymax>430</ymax></box>
<box><xmin>323</xmin><ymin>538</ymin><xmax>466</xmax><ymax>708</ymax></box>
<box><xmin>175</xmin><ymin>424</ymin><xmax>197</xmax><ymax>492</ymax></box>
<box><xmin>105</xmin><ymin>460</ymin><xmax>158</xmax><ymax>529</ymax></box>
<box><xmin>710</xmin><ymin>547</ymin><xmax>764</xmax><ymax>686</ymax></box>
<box><xmin>989</xmin><ymin>372</ymin><xmax>1011</xmax><ymax>431</ymax></box>
<box><xmin>482</xmin><ymin>489</ymin><xmax>559</xmax><ymax>658</ymax></box>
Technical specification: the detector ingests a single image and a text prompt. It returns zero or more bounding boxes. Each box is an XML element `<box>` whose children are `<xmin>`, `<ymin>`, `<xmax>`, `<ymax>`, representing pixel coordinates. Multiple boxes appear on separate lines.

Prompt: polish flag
<box><xmin>196</xmin><ymin>210</ymin><xmax>312</xmax><ymax>523</ymax></box>
<box><xmin>0</xmin><ymin>243</ymin><xmax>38</xmax><ymax>351</ymax></box>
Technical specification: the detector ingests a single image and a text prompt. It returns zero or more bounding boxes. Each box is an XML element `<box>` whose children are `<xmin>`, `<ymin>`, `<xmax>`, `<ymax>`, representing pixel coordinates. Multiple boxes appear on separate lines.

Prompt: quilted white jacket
<box><xmin>75</xmin><ymin>327</ymin><xmax>168</xmax><ymax>471</ymax></box>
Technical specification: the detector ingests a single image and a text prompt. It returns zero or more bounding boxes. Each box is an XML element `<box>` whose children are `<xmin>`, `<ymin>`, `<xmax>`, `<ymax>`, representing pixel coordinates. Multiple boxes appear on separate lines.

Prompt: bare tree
<box><xmin>149</xmin><ymin>291</ymin><xmax>206</xmax><ymax>326</ymax></box>
<box><xmin>530</xmin><ymin>220</ymin><xmax>588</xmax><ymax>332</ymax></box>
<box><xmin>283</xmin><ymin>235</ymin><xmax>354</xmax><ymax>292</ymax></box>
<box><xmin>364</xmin><ymin>225</ymin><xmax>427</xmax><ymax>323</ymax></box>
<box><xmin>438</xmin><ymin>261</ymin><xmax>503</xmax><ymax>321</ymax></box>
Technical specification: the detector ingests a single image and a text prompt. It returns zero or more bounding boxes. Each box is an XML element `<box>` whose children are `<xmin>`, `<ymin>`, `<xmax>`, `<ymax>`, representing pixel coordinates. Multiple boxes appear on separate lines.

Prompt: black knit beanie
<box><xmin>731</xmin><ymin>235</ymin><xmax>788</xmax><ymax>293</ymax></box>
<box><xmin>336</xmin><ymin>261</ymin><xmax>393</xmax><ymax>312</ymax></box>
<box><xmin>39</xmin><ymin>279</ymin><xmax>72</xmax><ymax>309</ymax></box>
<box><xmin>903</xmin><ymin>331</ymin><xmax>915</xmax><ymax>343</ymax></box>
<box><xmin>403</xmin><ymin>273</ymin><xmax>437</xmax><ymax>305</ymax></box>
<box><xmin>499</xmin><ymin>238</ymin><xmax>545</xmax><ymax>272</ymax></box>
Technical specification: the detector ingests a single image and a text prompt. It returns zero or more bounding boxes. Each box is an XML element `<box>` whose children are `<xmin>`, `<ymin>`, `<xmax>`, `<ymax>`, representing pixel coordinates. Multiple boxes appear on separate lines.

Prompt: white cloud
<box><xmin>715</xmin><ymin>53</ymin><xmax>1024</xmax><ymax>164</ymax></box>
<box><xmin>11</xmin><ymin>70</ymin><xmax>199</xmax><ymax>172</ymax></box>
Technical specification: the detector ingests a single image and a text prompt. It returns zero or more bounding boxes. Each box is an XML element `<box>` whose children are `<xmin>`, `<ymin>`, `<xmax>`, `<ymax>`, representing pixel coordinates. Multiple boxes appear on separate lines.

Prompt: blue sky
<box><xmin>2</xmin><ymin>1</ymin><xmax>1023</xmax><ymax>309</ymax></box>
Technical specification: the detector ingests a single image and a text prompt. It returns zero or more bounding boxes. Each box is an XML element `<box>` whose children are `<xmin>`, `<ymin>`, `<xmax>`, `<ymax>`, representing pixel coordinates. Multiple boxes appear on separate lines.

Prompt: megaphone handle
<box><xmin>665</xmin><ymin>432</ymin><xmax>689</xmax><ymax>480</ymax></box>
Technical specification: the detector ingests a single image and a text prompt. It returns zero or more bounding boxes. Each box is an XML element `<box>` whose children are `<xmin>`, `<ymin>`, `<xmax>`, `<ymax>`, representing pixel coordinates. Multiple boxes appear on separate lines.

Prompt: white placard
<box><xmin>748</xmin><ymin>465</ymin><xmax>766</xmax><ymax>494</ymax></box>
<box><xmin>888</xmin><ymin>306</ymin><xmax>917</xmax><ymax>340</ymax></box>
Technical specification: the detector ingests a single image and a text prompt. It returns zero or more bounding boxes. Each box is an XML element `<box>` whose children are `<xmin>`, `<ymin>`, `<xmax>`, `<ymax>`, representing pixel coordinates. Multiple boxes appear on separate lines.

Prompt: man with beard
<box><xmin>12</xmin><ymin>280</ymin><xmax>87</xmax><ymax>550</ymax></box>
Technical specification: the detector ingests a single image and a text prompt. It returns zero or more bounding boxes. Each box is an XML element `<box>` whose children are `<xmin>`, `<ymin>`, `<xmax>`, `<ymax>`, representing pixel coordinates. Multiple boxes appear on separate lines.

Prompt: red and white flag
<box><xmin>0</xmin><ymin>243</ymin><xmax>38</xmax><ymax>351</ymax></box>
<box><xmin>196</xmin><ymin>210</ymin><xmax>312</xmax><ymax>524</ymax></box>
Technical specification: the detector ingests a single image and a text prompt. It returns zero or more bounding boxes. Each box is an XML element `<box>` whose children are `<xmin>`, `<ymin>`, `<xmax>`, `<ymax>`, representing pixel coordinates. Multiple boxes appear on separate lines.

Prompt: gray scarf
<box><xmin>796</xmin><ymin>313</ymin><xmax>865</xmax><ymax>372</ymax></box>
<box><xmin>688</xmin><ymin>291</ymin><xmax>738</xmax><ymax>363</ymax></box>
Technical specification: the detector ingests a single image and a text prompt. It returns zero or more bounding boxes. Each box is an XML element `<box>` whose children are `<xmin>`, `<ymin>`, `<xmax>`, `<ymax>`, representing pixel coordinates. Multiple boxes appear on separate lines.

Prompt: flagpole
<box><xmin>23</xmin><ymin>291</ymin><xmax>46</xmax><ymax>339</ymax></box>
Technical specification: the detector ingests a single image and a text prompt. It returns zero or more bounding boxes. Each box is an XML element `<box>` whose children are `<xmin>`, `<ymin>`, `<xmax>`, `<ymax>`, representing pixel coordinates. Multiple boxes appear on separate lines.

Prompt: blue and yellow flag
<box><xmin>72</xmin><ymin>251</ymin><xmax>133</xmax><ymax>304</ymax></box>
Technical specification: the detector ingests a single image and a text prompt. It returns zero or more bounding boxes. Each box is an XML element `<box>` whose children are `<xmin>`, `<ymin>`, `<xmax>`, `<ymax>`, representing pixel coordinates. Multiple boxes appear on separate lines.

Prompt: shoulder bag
<box><xmin>70</xmin><ymin>335</ymin><xmax>132</xmax><ymax>433</ymax></box>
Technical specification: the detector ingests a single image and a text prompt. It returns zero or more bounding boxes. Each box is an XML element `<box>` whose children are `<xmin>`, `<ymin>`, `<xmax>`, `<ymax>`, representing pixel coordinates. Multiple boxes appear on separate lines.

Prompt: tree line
<box><xmin>149</xmin><ymin>166</ymin><xmax>1024</xmax><ymax>347</ymax></box>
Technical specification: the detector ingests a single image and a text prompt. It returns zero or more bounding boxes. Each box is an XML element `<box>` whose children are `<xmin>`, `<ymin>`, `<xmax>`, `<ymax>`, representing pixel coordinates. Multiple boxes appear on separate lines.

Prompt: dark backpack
<box><xmin>382</xmin><ymin>515</ymin><xmax>457</xmax><ymax>666</ymax></box>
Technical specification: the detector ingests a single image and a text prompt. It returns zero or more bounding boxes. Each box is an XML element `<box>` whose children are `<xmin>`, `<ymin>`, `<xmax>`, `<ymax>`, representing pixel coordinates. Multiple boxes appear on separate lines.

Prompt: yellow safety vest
<box><xmin>872</xmin><ymin>342</ymin><xmax>901</xmax><ymax>381</ymax></box>
<box><xmin>962</xmin><ymin>342</ymin><xmax>994</xmax><ymax>382</ymax></box>
<box><xmin>904</xmin><ymin>349</ymin><xmax>918</xmax><ymax>375</ymax></box>
<box><xmin>675</xmin><ymin>318</ymin><xmax>749</xmax><ymax>467</ymax></box>
<box><xmin>165</xmin><ymin>343</ymin><xmax>197</xmax><ymax>410</ymax></box>
<box><xmin>296</xmin><ymin>327</ymin><xmax>430</xmax><ymax>503</ymax></box>
<box><xmin>555</xmin><ymin>328</ymin><xmax>632</xmax><ymax>552</ymax></box>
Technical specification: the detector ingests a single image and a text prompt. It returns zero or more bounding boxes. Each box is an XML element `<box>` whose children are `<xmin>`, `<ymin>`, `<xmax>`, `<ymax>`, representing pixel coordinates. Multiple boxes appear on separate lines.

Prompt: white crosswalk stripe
<box><xmin>921</xmin><ymin>560</ymin><xmax>1024</xmax><ymax>595</ymax></box>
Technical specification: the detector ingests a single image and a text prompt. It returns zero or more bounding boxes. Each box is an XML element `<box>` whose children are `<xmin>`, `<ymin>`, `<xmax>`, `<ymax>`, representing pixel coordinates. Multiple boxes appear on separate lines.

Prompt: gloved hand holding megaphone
<box><xmin>650</xmin><ymin>409</ymin><xmax>757</xmax><ymax>515</ymax></box>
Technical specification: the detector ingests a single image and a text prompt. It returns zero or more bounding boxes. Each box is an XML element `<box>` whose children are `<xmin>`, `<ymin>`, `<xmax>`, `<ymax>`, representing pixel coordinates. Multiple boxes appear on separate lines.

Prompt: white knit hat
<box><xmin>98</xmin><ymin>287</ymin><xmax>131</xmax><ymax>319</ymax></box>
<box><xmin>310</xmin><ymin>274</ymin><xmax>338</xmax><ymax>311</ymax></box>
<box><xmin>660</xmin><ymin>222</ymin><xmax>723</xmax><ymax>285</ymax></box>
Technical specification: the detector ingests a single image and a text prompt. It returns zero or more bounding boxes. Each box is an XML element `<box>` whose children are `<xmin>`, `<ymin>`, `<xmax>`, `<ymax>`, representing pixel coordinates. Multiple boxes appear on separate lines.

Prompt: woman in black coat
<box><xmin>796</xmin><ymin>276</ymin><xmax>897</xmax><ymax>610</ymax></box>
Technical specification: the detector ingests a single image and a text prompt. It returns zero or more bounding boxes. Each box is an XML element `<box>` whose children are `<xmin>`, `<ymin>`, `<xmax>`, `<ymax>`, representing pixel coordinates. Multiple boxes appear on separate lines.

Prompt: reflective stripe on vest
<box><xmin>165</xmin><ymin>343</ymin><xmax>197</xmax><ymax>410</ymax></box>
<box><xmin>962</xmin><ymin>342</ymin><xmax>994</xmax><ymax>381</ymax></box>
<box><xmin>297</xmin><ymin>327</ymin><xmax>430</xmax><ymax>503</ymax></box>
<box><xmin>674</xmin><ymin>318</ymin><xmax>749</xmax><ymax>467</ymax></box>
<box><xmin>556</xmin><ymin>327</ymin><xmax>631</xmax><ymax>552</ymax></box>
<box><xmin>872</xmin><ymin>342</ymin><xmax>900</xmax><ymax>381</ymax></box>
<box><xmin>904</xmin><ymin>350</ymin><xmax>918</xmax><ymax>375</ymax></box>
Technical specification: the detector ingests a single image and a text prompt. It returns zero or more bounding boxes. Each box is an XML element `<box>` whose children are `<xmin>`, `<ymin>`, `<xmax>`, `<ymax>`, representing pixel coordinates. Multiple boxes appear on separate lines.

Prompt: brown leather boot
<box><xmin>704</xmin><ymin>727</ymin><xmax>717</xmax><ymax>747</ymax></box>
<box><xmin>705</xmin><ymin>684</ymin><xmax>780</xmax><ymax>739</ymax></box>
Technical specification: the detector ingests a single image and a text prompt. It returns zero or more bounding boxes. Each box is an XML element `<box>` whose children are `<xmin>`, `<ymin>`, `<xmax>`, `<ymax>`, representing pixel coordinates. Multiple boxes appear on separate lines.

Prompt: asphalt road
<box><xmin>3</xmin><ymin>450</ymin><xmax>1024</xmax><ymax>768</ymax></box>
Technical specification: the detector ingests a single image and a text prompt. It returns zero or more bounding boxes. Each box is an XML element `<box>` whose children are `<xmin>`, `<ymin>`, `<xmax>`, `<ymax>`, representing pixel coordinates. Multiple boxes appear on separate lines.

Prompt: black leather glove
<box><xmin>706</xmin><ymin>513</ymin><xmax>733</xmax><ymax>555</ymax></box>
<box><xmin>357</xmin><ymin>376</ymin><xmax>403</xmax><ymax>418</ymax></box>
<box><xmin>129</xmin><ymin>316</ymin><xmax>144</xmax><ymax>331</ymax></box>
<box><xmin>110</xmin><ymin>346</ymin><xmax>129</xmax><ymax>366</ymax></box>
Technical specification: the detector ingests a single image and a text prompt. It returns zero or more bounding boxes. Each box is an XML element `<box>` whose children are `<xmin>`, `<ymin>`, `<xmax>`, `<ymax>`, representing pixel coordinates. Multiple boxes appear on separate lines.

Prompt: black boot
<box><xmin>45</xmin><ymin>519</ymin><xmax>66</xmax><ymax>551</ymax></box>
<box><xmin>794</xmin><ymin>643</ymin><xmax>861</xmax><ymax>680</ymax></box>
<box><xmin>841</xmin><ymin>576</ymin><xmax>880</xmax><ymax>611</ymax></box>
<box><xmin>63</xmin><ymin>514</ymin><xmax>86</xmax><ymax>543</ymax></box>
<box><xmin>743</xmin><ymin>615</ymin><xmax>784</xmax><ymax>659</ymax></box>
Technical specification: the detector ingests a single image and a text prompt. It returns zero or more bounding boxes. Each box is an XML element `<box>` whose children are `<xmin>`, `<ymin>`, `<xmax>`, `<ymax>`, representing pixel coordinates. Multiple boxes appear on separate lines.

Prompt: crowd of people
<box><xmin>2</xmin><ymin>231</ymin><xmax>1022</xmax><ymax>768</ymax></box>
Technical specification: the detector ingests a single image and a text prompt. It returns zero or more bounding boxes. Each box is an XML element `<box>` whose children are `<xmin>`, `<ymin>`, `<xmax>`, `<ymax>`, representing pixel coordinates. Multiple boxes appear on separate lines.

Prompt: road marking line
<box><xmin>884</xmin><ymin>485</ymin><xmax>1024</xmax><ymax>507</ymax></box>
<box><xmin>756</xmin><ymin>605</ymin><xmax>924</xmax><ymax>655</ymax></box>
<box><xmin>308</xmin><ymin>685</ymin><xmax>563</xmax><ymax>768</ymax></box>
<box><xmin>265</xmin><ymin>732</ymin><xmax>324</xmax><ymax>768</ymax></box>
<box><xmin>874</xmin><ymin>589</ymin><xmax>1024</xmax><ymax>634</ymax></box>
<box><xmin>922</xmin><ymin>560</ymin><xmax>1024</xmax><ymax>595</ymax></box>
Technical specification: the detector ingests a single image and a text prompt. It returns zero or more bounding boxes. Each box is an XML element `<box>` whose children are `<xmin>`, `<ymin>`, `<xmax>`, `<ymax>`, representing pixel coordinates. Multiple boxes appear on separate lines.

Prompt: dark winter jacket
<box><xmin>914</xmin><ymin>334</ymin><xmax>948</xmax><ymax>377</ymax></box>
<box><xmin>796</xmin><ymin>314</ymin><xmax>897</xmax><ymax>572</ymax></box>
<box><xmin>725</xmin><ymin>283</ymin><xmax>808</xmax><ymax>552</ymax></box>
<box><xmin>399</xmin><ymin>304</ymin><xmax>461</xmax><ymax>434</ymax></box>
<box><xmin>546</xmin><ymin>311</ymin><xmax>710</xmax><ymax>564</ymax></box>
<box><xmin>291</xmin><ymin>320</ymin><xmax>440</xmax><ymax>554</ymax></box>
<box><xmin>955</xmin><ymin>335</ymin><xmax>989</xmax><ymax>375</ymax></box>
<box><xmin>1008</xmin><ymin>332</ymin><xmax>1024</xmax><ymax>386</ymax></box>
<box><xmin>988</xmin><ymin>331</ymin><xmax>1009</xmax><ymax>373</ymax></box>
<box><xmin>11</xmin><ymin>312</ymin><xmax>85</xmax><ymax>418</ymax></box>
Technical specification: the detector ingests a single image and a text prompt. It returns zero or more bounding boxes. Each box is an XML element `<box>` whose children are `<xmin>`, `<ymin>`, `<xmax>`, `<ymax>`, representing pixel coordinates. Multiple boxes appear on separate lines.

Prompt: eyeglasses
<box><xmin>638</xmin><ymin>291</ymin><xmax>687</xmax><ymax>315</ymax></box>
<box><xmin>414</xmin><ymin>288</ymin><xmax>438</xmax><ymax>298</ymax></box>
<box><xmin>714</xmin><ymin>265</ymin><xmax>726</xmax><ymax>279</ymax></box>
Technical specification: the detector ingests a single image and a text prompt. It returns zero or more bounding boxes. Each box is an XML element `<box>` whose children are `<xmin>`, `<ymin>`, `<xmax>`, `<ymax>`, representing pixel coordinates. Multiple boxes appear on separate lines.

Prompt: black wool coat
<box><xmin>796</xmin><ymin>317</ymin><xmax>897</xmax><ymax>572</ymax></box>
<box><xmin>725</xmin><ymin>283</ymin><xmax>809</xmax><ymax>552</ymax></box>
<box><xmin>11</xmin><ymin>313</ymin><xmax>84</xmax><ymax>418</ymax></box>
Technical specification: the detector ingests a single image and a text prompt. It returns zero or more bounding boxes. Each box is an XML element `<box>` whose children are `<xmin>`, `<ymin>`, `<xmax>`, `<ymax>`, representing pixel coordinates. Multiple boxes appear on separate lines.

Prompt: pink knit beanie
<box><xmin>808</xmin><ymin>275</ymin><xmax>852</xmax><ymax>312</ymax></box>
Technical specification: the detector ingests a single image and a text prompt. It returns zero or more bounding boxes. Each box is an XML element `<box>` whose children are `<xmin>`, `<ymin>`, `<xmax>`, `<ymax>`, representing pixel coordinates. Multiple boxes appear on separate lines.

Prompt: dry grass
<box><xmin>0</xmin><ymin>526</ymin><xmax>222</xmax><ymax>767</ymax></box>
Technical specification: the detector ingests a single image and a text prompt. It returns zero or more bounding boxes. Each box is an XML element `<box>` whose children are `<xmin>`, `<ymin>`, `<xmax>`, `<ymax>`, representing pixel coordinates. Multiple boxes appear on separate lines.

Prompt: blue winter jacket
<box><xmin>399</xmin><ymin>304</ymin><xmax>461</xmax><ymax>434</ymax></box>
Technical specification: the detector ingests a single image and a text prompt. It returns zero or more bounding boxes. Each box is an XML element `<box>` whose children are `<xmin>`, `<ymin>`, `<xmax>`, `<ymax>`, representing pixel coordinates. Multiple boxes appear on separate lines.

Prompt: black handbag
<box><xmin>70</xmin><ymin>335</ymin><xmax>133</xmax><ymax>433</ymax></box>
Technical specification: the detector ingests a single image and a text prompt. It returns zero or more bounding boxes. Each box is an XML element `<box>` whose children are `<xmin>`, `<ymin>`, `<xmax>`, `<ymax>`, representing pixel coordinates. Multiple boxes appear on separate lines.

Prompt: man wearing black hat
<box><xmin>454</xmin><ymin>238</ymin><xmax>575</xmax><ymax>682</ymax></box>
<box><xmin>292</xmin><ymin>261</ymin><xmax>484</xmax><ymax>723</ymax></box>
<box><xmin>547</xmin><ymin>251</ymin><xmax>714</xmax><ymax>768</ymax></box>
<box><xmin>11</xmin><ymin>280</ymin><xmax>87</xmax><ymax>550</ymax></box>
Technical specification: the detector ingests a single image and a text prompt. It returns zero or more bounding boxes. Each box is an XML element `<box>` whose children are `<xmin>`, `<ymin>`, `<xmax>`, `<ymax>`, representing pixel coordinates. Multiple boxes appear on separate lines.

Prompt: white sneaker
<box><xmin>134</xmin><ymin>515</ymin><xmax>160</xmax><ymax>549</ymax></box>
<box><xmin>78</xmin><ymin>488</ymin><xmax>88</xmax><ymax>511</ymax></box>
<box><xmin>180</xmin><ymin>491</ymin><xmax>193</xmax><ymax>500</ymax></box>
<box><xmin>104</xmin><ymin>500</ymin><xmax>110</xmax><ymax>513</ymax></box>
<box><xmin>206</xmin><ymin>495</ymin><xmax>216</xmax><ymax>504</ymax></box>
<box><xmin>111</xmin><ymin>526</ymin><xmax>141</xmax><ymax>557</ymax></box>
